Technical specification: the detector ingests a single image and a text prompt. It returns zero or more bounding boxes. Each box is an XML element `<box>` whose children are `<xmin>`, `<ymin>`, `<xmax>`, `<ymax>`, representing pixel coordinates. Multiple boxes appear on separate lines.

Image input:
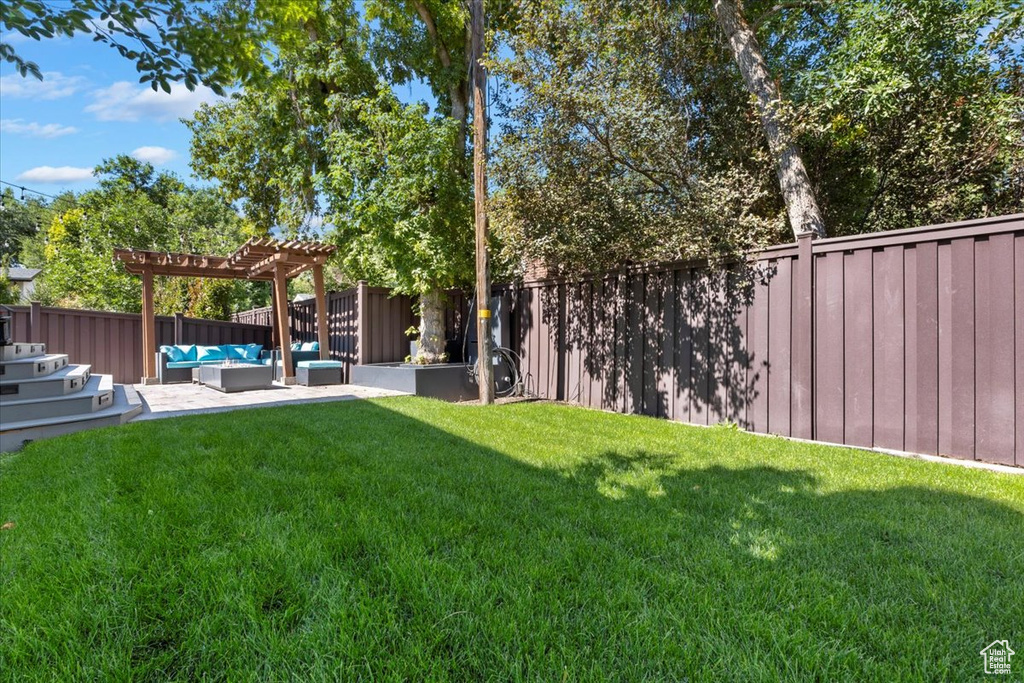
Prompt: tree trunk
<box><xmin>417</xmin><ymin>288</ymin><xmax>447</xmax><ymax>363</ymax></box>
<box><xmin>712</xmin><ymin>0</ymin><xmax>826</xmax><ymax>238</ymax></box>
<box><xmin>450</xmin><ymin>81</ymin><xmax>469</xmax><ymax>159</ymax></box>
<box><xmin>412</xmin><ymin>0</ymin><xmax>470</xmax><ymax>159</ymax></box>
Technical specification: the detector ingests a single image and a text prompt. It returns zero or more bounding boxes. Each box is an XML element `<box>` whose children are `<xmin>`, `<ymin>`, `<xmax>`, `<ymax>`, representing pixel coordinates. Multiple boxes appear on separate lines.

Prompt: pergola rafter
<box><xmin>114</xmin><ymin>237</ymin><xmax>337</xmax><ymax>384</ymax></box>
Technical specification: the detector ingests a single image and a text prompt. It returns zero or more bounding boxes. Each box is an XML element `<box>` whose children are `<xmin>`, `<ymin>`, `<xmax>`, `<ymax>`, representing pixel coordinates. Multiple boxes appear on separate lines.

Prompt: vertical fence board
<box><xmin>904</xmin><ymin>243</ymin><xmax>939</xmax><ymax>455</ymax></box>
<box><xmin>656</xmin><ymin>273</ymin><xmax>674</xmax><ymax>420</ymax></box>
<box><xmin>815</xmin><ymin>252</ymin><xmax>845</xmax><ymax>445</ymax></box>
<box><xmin>974</xmin><ymin>235</ymin><xmax>1016</xmax><ymax>464</ymax></box>
<box><xmin>767</xmin><ymin>258</ymin><xmax>792</xmax><ymax>436</ymax></box>
<box><xmin>672</xmin><ymin>270</ymin><xmax>691</xmax><ymax>423</ymax></box>
<box><xmin>747</xmin><ymin>273</ymin><xmax>769</xmax><ymax>432</ymax></box>
<box><xmin>1016</xmin><ymin>234</ymin><xmax>1024</xmax><ymax>467</ymax></box>
<box><xmin>843</xmin><ymin>250</ymin><xmax>873</xmax><ymax>448</ymax></box>
<box><xmin>708</xmin><ymin>271</ymin><xmax>728</xmax><ymax>425</ymax></box>
<box><xmin>938</xmin><ymin>239</ymin><xmax>976</xmax><ymax>458</ymax></box>
<box><xmin>689</xmin><ymin>270</ymin><xmax>710</xmax><ymax>425</ymax></box>
<box><xmin>872</xmin><ymin>246</ymin><xmax>905</xmax><ymax>450</ymax></box>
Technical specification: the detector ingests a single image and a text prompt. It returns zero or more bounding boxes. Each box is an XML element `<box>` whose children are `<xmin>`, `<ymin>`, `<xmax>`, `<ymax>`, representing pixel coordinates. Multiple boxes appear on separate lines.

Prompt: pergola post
<box><xmin>269</xmin><ymin>281</ymin><xmax>279</xmax><ymax>349</ymax></box>
<box><xmin>312</xmin><ymin>264</ymin><xmax>330</xmax><ymax>361</ymax></box>
<box><xmin>273</xmin><ymin>263</ymin><xmax>295</xmax><ymax>384</ymax></box>
<box><xmin>140</xmin><ymin>265</ymin><xmax>157</xmax><ymax>384</ymax></box>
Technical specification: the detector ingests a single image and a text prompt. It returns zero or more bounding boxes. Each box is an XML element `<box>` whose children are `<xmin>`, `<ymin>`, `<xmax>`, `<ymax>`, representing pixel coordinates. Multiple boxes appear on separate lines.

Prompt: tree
<box><xmin>782</xmin><ymin>0</ymin><xmax>1024</xmax><ymax>232</ymax></box>
<box><xmin>0</xmin><ymin>0</ymin><xmax>290</xmax><ymax>94</ymax></box>
<box><xmin>187</xmin><ymin>0</ymin><xmax>490</xmax><ymax>362</ymax></box>
<box><xmin>490</xmin><ymin>0</ymin><xmax>1022</xmax><ymax>275</ymax></box>
<box><xmin>0</xmin><ymin>188</ymin><xmax>46</xmax><ymax>262</ymax></box>
<box><xmin>489</xmin><ymin>0</ymin><xmax>784</xmax><ymax>276</ymax></box>
<box><xmin>711</xmin><ymin>0</ymin><xmax>826</xmax><ymax>238</ymax></box>
<box><xmin>26</xmin><ymin>157</ymin><xmax>254</xmax><ymax>316</ymax></box>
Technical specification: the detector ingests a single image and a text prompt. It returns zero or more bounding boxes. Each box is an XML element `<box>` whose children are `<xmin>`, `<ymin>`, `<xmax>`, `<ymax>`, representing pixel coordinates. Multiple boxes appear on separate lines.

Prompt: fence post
<box><xmin>356</xmin><ymin>280</ymin><xmax>369</xmax><ymax>365</ymax></box>
<box><xmin>29</xmin><ymin>301</ymin><xmax>41</xmax><ymax>343</ymax></box>
<box><xmin>174</xmin><ymin>312</ymin><xmax>184</xmax><ymax>344</ymax></box>
<box><xmin>791</xmin><ymin>232</ymin><xmax>815</xmax><ymax>440</ymax></box>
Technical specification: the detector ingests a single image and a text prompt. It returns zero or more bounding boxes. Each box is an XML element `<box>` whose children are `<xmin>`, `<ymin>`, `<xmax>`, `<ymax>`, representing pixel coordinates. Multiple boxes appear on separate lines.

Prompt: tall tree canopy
<box><xmin>490</xmin><ymin>0</ymin><xmax>1023</xmax><ymax>276</ymax></box>
<box><xmin>186</xmin><ymin>0</ymin><xmax>485</xmax><ymax>361</ymax></box>
<box><xmin>18</xmin><ymin>156</ymin><xmax>258</xmax><ymax>317</ymax></box>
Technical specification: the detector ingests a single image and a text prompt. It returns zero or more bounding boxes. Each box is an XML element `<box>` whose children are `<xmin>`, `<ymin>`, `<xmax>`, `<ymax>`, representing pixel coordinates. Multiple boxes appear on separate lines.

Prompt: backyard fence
<box><xmin>232</xmin><ymin>283</ymin><xmax>424</xmax><ymax>381</ymax></box>
<box><xmin>513</xmin><ymin>214</ymin><xmax>1024</xmax><ymax>467</ymax></box>
<box><xmin>13</xmin><ymin>214</ymin><xmax>1018</xmax><ymax>466</ymax></box>
<box><xmin>6</xmin><ymin>304</ymin><xmax>272</xmax><ymax>385</ymax></box>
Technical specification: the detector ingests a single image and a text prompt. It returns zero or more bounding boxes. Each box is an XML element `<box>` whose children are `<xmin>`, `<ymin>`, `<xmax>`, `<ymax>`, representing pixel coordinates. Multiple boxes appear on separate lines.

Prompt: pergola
<box><xmin>114</xmin><ymin>237</ymin><xmax>337</xmax><ymax>384</ymax></box>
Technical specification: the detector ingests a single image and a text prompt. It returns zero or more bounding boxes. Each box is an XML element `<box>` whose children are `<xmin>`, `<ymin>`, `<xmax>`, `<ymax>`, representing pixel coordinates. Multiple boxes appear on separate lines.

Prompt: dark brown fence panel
<box><xmin>232</xmin><ymin>284</ymin><xmax>421</xmax><ymax>381</ymax></box>
<box><xmin>6</xmin><ymin>305</ymin><xmax>271</xmax><ymax>384</ymax></box>
<box><xmin>511</xmin><ymin>214</ymin><xmax>1023</xmax><ymax>466</ymax></box>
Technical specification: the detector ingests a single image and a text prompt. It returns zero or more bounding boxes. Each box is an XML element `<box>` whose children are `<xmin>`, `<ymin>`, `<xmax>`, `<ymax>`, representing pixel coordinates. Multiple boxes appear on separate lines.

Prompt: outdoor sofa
<box><xmin>156</xmin><ymin>342</ymin><xmax>323</xmax><ymax>384</ymax></box>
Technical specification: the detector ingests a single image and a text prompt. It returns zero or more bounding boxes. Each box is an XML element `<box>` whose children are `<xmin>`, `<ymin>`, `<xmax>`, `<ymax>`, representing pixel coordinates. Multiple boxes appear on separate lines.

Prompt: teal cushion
<box><xmin>243</xmin><ymin>343</ymin><xmax>262</xmax><ymax>360</ymax></box>
<box><xmin>296</xmin><ymin>360</ymin><xmax>342</xmax><ymax>369</ymax></box>
<box><xmin>197</xmin><ymin>345</ymin><xmax>225</xmax><ymax>362</ymax></box>
<box><xmin>225</xmin><ymin>345</ymin><xmax>248</xmax><ymax>360</ymax></box>
<box><xmin>179</xmin><ymin>344</ymin><xmax>197</xmax><ymax>361</ymax></box>
<box><xmin>166</xmin><ymin>361</ymin><xmax>200</xmax><ymax>369</ymax></box>
<box><xmin>160</xmin><ymin>345</ymin><xmax>184</xmax><ymax>362</ymax></box>
<box><xmin>290</xmin><ymin>342</ymin><xmax>302</xmax><ymax>351</ymax></box>
<box><xmin>300</xmin><ymin>341</ymin><xmax>320</xmax><ymax>352</ymax></box>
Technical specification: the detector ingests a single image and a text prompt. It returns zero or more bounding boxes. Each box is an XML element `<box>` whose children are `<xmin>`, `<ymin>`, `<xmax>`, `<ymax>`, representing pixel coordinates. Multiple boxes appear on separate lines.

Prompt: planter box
<box><xmin>350</xmin><ymin>362</ymin><xmax>477</xmax><ymax>402</ymax></box>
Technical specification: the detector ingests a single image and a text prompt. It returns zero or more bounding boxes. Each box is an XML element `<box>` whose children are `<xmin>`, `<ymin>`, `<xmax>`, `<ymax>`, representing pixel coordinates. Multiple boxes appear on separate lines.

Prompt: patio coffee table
<box><xmin>198</xmin><ymin>363</ymin><xmax>273</xmax><ymax>393</ymax></box>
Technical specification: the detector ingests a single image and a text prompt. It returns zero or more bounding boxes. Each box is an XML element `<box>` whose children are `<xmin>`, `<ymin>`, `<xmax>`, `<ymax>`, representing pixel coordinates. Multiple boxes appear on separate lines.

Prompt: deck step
<box><xmin>0</xmin><ymin>374</ymin><xmax>113</xmax><ymax>423</ymax></box>
<box><xmin>0</xmin><ymin>384</ymin><xmax>142</xmax><ymax>452</ymax></box>
<box><xmin>0</xmin><ymin>353</ymin><xmax>69</xmax><ymax>381</ymax></box>
<box><xmin>0</xmin><ymin>364</ymin><xmax>92</xmax><ymax>400</ymax></box>
<box><xmin>0</xmin><ymin>342</ymin><xmax>47</xmax><ymax>362</ymax></box>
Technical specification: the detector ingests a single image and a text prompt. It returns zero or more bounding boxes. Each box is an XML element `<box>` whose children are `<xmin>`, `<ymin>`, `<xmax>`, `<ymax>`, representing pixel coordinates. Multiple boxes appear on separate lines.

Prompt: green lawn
<box><xmin>1</xmin><ymin>398</ymin><xmax>1021</xmax><ymax>681</ymax></box>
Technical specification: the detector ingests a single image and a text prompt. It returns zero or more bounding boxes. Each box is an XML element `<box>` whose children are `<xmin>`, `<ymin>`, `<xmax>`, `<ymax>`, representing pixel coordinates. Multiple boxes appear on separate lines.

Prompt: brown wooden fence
<box><xmin>232</xmin><ymin>282</ymin><xmax>421</xmax><ymax>381</ymax></box>
<box><xmin>513</xmin><ymin>214</ymin><xmax>1024</xmax><ymax>467</ymax></box>
<box><xmin>6</xmin><ymin>304</ymin><xmax>272</xmax><ymax>384</ymax></box>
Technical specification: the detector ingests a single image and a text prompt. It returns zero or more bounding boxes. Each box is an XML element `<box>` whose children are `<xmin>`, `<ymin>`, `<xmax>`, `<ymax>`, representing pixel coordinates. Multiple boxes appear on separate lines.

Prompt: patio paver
<box><xmin>133</xmin><ymin>381</ymin><xmax>407</xmax><ymax>421</ymax></box>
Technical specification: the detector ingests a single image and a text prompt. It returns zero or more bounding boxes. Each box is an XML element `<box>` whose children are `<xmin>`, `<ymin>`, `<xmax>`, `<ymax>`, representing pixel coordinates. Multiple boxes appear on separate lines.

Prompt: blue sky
<box><xmin>0</xmin><ymin>27</ymin><xmax>227</xmax><ymax>197</ymax></box>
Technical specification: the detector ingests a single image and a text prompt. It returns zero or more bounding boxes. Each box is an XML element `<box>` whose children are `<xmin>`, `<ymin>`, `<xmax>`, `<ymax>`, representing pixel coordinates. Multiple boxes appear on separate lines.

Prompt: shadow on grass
<box><xmin>1</xmin><ymin>399</ymin><xmax>1021</xmax><ymax>681</ymax></box>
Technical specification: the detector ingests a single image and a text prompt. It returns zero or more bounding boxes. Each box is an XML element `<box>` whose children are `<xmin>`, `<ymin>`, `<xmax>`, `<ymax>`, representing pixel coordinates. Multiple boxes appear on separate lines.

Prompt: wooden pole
<box><xmin>273</xmin><ymin>263</ymin><xmax>295</xmax><ymax>384</ymax></box>
<box><xmin>312</xmin><ymin>264</ymin><xmax>330</xmax><ymax>361</ymax></box>
<box><xmin>471</xmin><ymin>0</ymin><xmax>494</xmax><ymax>404</ymax></box>
<box><xmin>269</xmin><ymin>281</ymin><xmax>279</xmax><ymax>349</ymax></box>
<box><xmin>141</xmin><ymin>266</ymin><xmax>156</xmax><ymax>383</ymax></box>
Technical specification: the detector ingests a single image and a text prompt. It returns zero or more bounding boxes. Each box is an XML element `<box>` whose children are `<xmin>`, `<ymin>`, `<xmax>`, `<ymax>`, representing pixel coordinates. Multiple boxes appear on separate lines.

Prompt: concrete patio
<box><xmin>133</xmin><ymin>381</ymin><xmax>407</xmax><ymax>421</ymax></box>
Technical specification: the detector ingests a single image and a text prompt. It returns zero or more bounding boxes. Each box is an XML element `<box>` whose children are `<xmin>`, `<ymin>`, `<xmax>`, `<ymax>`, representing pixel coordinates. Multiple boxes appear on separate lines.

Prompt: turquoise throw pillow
<box><xmin>290</xmin><ymin>342</ymin><xmax>302</xmax><ymax>351</ymax></box>
<box><xmin>226</xmin><ymin>345</ymin><xmax>248</xmax><ymax>360</ymax></box>
<box><xmin>179</xmin><ymin>344</ymin><xmax>197</xmax><ymax>361</ymax></box>
<box><xmin>197</xmin><ymin>345</ymin><xmax>226</xmax><ymax>362</ymax></box>
<box><xmin>243</xmin><ymin>343</ymin><xmax>262</xmax><ymax>360</ymax></box>
<box><xmin>300</xmin><ymin>341</ymin><xmax>319</xmax><ymax>352</ymax></box>
<box><xmin>160</xmin><ymin>345</ymin><xmax>184</xmax><ymax>362</ymax></box>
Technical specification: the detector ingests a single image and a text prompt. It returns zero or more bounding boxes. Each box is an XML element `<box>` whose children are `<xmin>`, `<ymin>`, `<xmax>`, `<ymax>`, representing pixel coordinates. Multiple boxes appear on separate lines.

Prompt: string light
<box><xmin>0</xmin><ymin>179</ymin><xmax>62</xmax><ymax>201</ymax></box>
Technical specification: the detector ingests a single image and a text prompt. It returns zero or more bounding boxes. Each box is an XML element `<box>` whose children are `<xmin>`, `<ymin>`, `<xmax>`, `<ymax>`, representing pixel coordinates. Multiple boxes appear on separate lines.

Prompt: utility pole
<box><xmin>471</xmin><ymin>0</ymin><xmax>495</xmax><ymax>404</ymax></box>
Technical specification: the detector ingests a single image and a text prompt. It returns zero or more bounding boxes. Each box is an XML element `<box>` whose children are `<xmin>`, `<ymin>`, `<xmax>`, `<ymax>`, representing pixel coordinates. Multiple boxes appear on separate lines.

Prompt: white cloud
<box><xmin>131</xmin><ymin>145</ymin><xmax>178</xmax><ymax>165</ymax></box>
<box><xmin>16</xmin><ymin>166</ymin><xmax>95</xmax><ymax>184</ymax></box>
<box><xmin>0</xmin><ymin>119</ymin><xmax>79</xmax><ymax>139</ymax></box>
<box><xmin>85</xmin><ymin>81</ymin><xmax>221</xmax><ymax>122</ymax></box>
<box><xmin>1</xmin><ymin>30</ymin><xmax>33</xmax><ymax>45</ymax></box>
<box><xmin>0</xmin><ymin>71</ymin><xmax>85</xmax><ymax>100</ymax></box>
